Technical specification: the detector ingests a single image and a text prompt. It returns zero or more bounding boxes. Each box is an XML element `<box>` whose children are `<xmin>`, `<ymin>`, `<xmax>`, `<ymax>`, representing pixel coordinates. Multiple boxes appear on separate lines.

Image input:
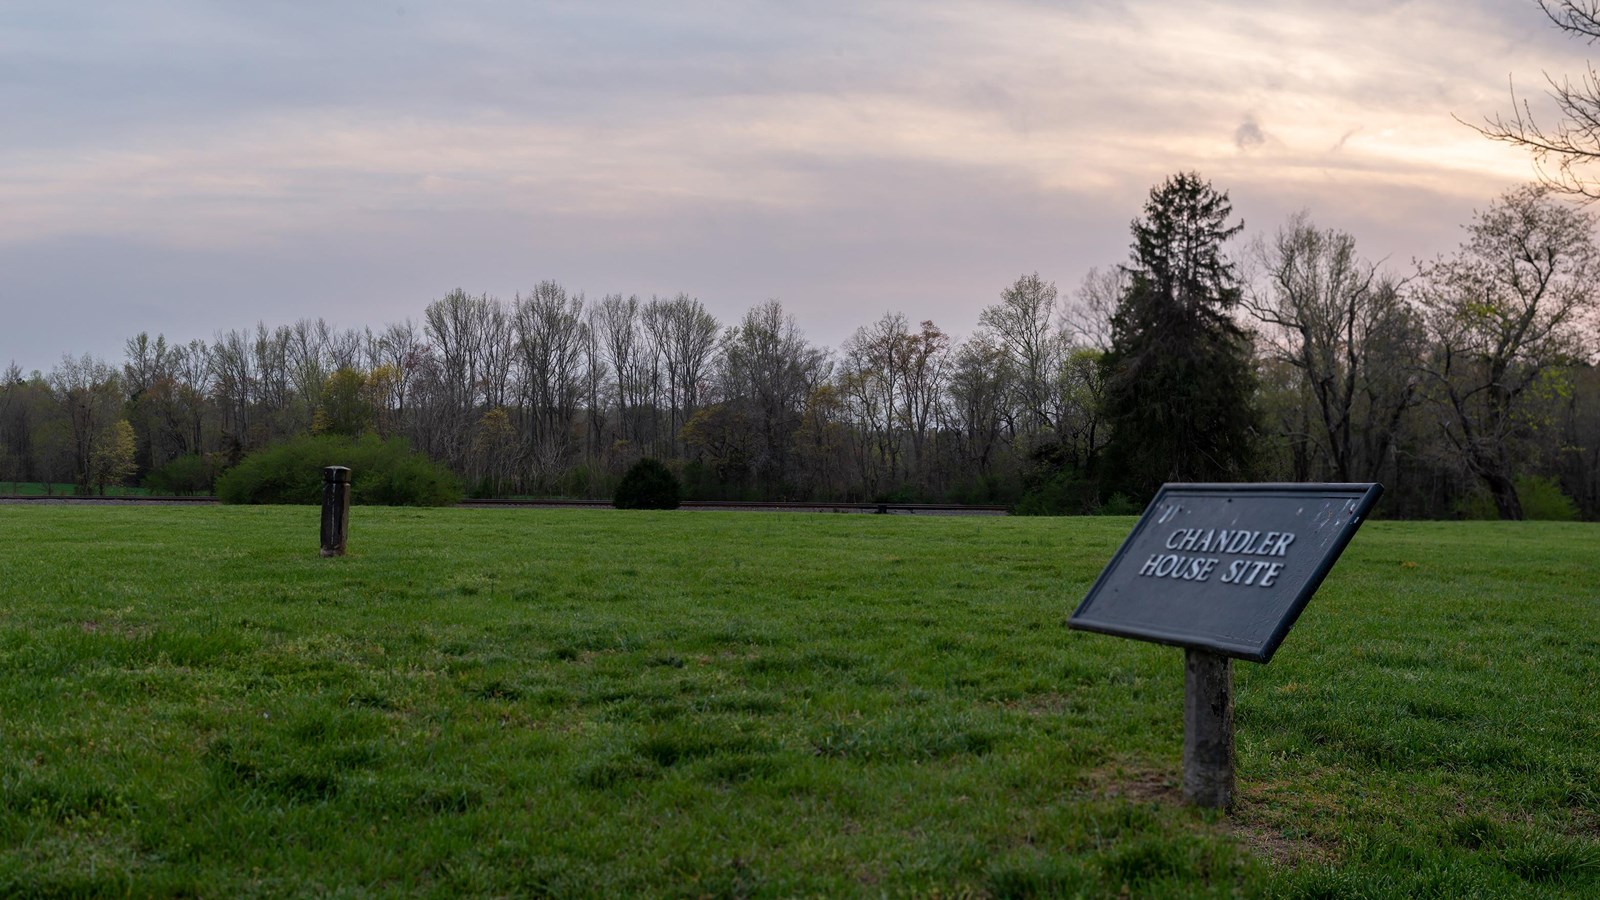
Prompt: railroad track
<box><xmin>1</xmin><ymin>495</ymin><xmax>1009</xmax><ymax>515</ymax></box>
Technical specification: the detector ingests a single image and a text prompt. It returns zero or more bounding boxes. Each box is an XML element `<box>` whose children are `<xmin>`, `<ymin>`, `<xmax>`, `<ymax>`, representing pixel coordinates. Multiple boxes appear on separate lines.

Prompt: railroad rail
<box><xmin>1</xmin><ymin>495</ymin><xmax>1009</xmax><ymax>515</ymax></box>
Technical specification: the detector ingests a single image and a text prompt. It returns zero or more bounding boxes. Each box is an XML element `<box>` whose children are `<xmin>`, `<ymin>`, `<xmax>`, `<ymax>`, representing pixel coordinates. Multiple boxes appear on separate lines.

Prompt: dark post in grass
<box><xmin>1069</xmin><ymin>483</ymin><xmax>1384</xmax><ymax>812</ymax></box>
<box><xmin>1182</xmin><ymin>649</ymin><xmax>1234</xmax><ymax>808</ymax></box>
<box><xmin>320</xmin><ymin>466</ymin><xmax>351</xmax><ymax>557</ymax></box>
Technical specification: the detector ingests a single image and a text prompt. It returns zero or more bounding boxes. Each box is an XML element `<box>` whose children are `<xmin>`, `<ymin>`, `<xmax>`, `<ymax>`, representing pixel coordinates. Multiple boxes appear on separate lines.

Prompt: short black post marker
<box><xmin>320</xmin><ymin>466</ymin><xmax>351</xmax><ymax>557</ymax></box>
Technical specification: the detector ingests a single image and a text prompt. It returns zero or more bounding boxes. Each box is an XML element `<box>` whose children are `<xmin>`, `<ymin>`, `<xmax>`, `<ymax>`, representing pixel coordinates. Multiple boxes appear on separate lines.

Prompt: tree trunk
<box><xmin>1482</xmin><ymin>470</ymin><xmax>1524</xmax><ymax>520</ymax></box>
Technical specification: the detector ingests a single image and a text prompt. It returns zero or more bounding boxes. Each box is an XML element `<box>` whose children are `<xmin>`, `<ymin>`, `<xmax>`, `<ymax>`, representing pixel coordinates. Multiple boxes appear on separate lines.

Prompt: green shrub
<box><xmin>871</xmin><ymin>484</ymin><xmax>925</xmax><ymax>505</ymax></box>
<box><xmin>614</xmin><ymin>458</ymin><xmax>681</xmax><ymax>510</ymax></box>
<box><xmin>1098</xmin><ymin>492</ymin><xmax>1143</xmax><ymax>516</ymax></box>
<box><xmin>143</xmin><ymin>454</ymin><xmax>218</xmax><ymax>495</ymax></box>
<box><xmin>1013</xmin><ymin>444</ymin><xmax>1113</xmax><ymax>516</ymax></box>
<box><xmin>1453</xmin><ymin>490</ymin><xmax>1498</xmax><ymax>521</ymax></box>
<box><xmin>1013</xmin><ymin>471</ymin><xmax>1099</xmax><ymax>516</ymax></box>
<box><xmin>1517</xmin><ymin>475</ymin><xmax>1580</xmax><ymax>521</ymax></box>
<box><xmin>216</xmin><ymin>435</ymin><xmax>462</xmax><ymax>506</ymax></box>
<box><xmin>947</xmin><ymin>475</ymin><xmax>1020</xmax><ymax>506</ymax></box>
<box><xmin>1455</xmin><ymin>476</ymin><xmax>1579</xmax><ymax>521</ymax></box>
<box><xmin>562</xmin><ymin>464</ymin><xmax>599</xmax><ymax>500</ymax></box>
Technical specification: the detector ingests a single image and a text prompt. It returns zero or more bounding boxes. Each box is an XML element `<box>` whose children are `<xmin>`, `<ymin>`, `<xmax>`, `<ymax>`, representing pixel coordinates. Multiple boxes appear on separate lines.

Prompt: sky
<box><xmin>0</xmin><ymin>0</ymin><xmax>1587</xmax><ymax>375</ymax></box>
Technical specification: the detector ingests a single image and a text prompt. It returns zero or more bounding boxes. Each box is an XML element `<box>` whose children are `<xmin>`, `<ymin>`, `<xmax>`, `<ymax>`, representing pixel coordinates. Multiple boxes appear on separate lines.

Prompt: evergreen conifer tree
<box><xmin>1101</xmin><ymin>172</ymin><xmax>1260</xmax><ymax>499</ymax></box>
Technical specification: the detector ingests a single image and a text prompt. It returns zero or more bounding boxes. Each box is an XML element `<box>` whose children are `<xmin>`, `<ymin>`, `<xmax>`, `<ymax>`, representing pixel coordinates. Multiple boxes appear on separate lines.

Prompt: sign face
<box><xmin>1069</xmin><ymin>483</ymin><xmax>1383</xmax><ymax>663</ymax></box>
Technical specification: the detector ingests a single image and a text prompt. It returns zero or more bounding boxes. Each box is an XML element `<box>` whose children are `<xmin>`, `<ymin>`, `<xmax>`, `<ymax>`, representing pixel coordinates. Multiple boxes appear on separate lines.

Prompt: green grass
<box><xmin>0</xmin><ymin>508</ymin><xmax>1596</xmax><ymax>897</ymax></box>
<box><xmin>0</xmin><ymin>481</ymin><xmax>156</xmax><ymax>497</ymax></box>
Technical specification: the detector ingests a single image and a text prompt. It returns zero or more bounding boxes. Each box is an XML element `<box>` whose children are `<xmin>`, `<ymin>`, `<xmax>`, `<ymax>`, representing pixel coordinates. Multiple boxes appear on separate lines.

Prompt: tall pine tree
<box><xmin>1101</xmin><ymin>172</ymin><xmax>1260</xmax><ymax>499</ymax></box>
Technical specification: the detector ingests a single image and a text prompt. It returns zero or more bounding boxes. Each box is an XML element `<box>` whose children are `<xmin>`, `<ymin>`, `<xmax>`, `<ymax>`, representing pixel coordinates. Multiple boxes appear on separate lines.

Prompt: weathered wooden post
<box><xmin>1070</xmin><ymin>483</ymin><xmax>1383</xmax><ymax>812</ymax></box>
<box><xmin>1182</xmin><ymin>648</ymin><xmax>1235</xmax><ymax>809</ymax></box>
<box><xmin>320</xmin><ymin>466</ymin><xmax>351</xmax><ymax>557</ymax></box>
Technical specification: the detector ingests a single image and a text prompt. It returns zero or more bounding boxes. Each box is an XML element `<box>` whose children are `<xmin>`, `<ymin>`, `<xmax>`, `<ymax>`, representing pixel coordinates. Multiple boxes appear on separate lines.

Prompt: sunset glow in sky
<box><xmin>1</xmin><ymin>0</ymin><xmax>1584</xmax><ymax>372</ymax></box>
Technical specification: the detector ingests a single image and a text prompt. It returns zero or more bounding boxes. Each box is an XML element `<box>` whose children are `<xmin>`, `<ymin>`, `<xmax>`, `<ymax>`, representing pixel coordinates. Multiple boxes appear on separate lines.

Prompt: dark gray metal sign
<box><xmin>1069</xmin><ymin>483</ymin><xmax>1383</xmax><ymax>663</ymax></box>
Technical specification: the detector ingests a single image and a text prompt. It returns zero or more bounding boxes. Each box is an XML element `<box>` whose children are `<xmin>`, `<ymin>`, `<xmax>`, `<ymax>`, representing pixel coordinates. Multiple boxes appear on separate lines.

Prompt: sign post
<box><xmin>1070</xmin><ymin>483</ymin><xmax>1382</xmax><ymax>809</ymax></box>
<box><xmin>1182</xmin><ymin>648</ymin><xmax>1233</xmax><ymax>808</ymax></box>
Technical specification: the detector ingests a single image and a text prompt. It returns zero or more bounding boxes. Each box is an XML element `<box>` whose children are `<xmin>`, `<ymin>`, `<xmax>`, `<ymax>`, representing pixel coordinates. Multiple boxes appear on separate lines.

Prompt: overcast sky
<box><xmin>0</xmin><ymin>0</ymin><xmax>1585</xmax><ymax>374</ymax></box>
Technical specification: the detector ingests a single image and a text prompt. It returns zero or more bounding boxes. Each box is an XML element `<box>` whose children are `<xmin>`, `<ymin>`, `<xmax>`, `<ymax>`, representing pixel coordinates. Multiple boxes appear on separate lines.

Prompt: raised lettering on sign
<box><xmin>1069</xmin><ymin>483</ymin><xmax>1382</xmax><ymax>663</ymax></box>
<box><xmin>1134</xmin><ymin>527</ymin><xmax>1295</xmax><ymax>587</ymax></box>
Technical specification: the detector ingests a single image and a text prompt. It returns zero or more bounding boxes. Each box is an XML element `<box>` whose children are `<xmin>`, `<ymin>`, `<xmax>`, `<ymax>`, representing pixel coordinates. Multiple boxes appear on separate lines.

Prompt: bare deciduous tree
<box><xmin>594</xmin><ymin>294</ymin><xmax>642</xmax><ymax>447</ymax></box>
<box><xmin>840</xmin><ymin>313</ymin><xmax>910</xmax><ymax>492</ymax></box>
<box><xmin>946</xmin><ymin>331</ymin><xmax>1012</xmax><ymax>481</ymax></box>
<box><xmin>48</xmin><ymin>354</ymin><xmax>122</xmax><ymax>492</ymax></box>
<box><xmin>719</xmin><ymin>300</ymin><xmax>828</xmax><ymax>491</ymax></box>
<box><xmin>979</xmin><ymin>273</ymin><xmax>1063</xmax><ymax>439</ymax></box>
<box><xmin>513</xmin><ymin>282</ymin><xmax>587</xmax><ymax>486</ymax></box>
<box><xmin>1065</xmin><ymin>267</ymin><xmax>1122</xmax><ymax>352</ymax></box>
<box><xmin>1416</xmin><ymin>185</ymin><xmax>1600</xmax><ymax>518</ymax></box>
<box><xmin>643</xmin><ymin>294</ymin><xmax>719</xmax><ymax>457</ymax></box>
<box><xmin>901</xmin><ymin>319</ymin><xmax>950</xmax><ymax>482</ymax></box>
<box><xmin>369</xmin><ymin>320</ymin><xmax>425</xmax><ymax>440</ymax></box>
<box><xmin>210</xmin><ymin>328</ymin><xmax>256</xmax><ymax>455</ymax></box>
<box><xmin>1245</xmin><ymin>213</ymin><xmax>1422</xmax><ymax>482</ymax></box>
<box><xmin>423</xmin><ymin>290</ymin><xmax>506</xmax><ymax>467</ymax></box>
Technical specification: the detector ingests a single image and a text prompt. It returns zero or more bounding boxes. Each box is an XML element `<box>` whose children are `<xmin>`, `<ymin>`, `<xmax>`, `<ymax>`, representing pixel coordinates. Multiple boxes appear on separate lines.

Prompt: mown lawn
<box><xmin>0</xmin><ymin>507</ymin><xmax>1596</xmax><ymax>897</ymax></box>
<box><xmin>0</xmin><ymin>482</ymin><xmax>156</xmax><ymax>497</ymax></box>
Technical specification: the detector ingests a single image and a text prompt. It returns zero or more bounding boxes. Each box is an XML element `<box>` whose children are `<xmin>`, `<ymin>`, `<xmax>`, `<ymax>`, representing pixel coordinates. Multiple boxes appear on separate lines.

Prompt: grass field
<box><xmin>0</xmin><ymin>482</ymin><xmax>156</xmax><ymax>497</ymax></box>
<box><xmin>1</xmin><ymin>506</ymin><xmax>1596</xmax><ymax>897</ymax></box>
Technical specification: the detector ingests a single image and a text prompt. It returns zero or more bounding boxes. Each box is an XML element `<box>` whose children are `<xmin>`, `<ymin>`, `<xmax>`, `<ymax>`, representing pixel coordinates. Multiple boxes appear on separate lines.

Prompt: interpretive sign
<box><xmin>1070</xmin><ymin>483</ymin><xmax>1383</xmax><ymax>664</ymax></box>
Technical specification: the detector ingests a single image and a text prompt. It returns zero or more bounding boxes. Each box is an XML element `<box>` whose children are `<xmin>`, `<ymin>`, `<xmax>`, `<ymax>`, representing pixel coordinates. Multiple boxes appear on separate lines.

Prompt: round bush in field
<box><xmin>614</xmin><ymin>458</ymin><xmax>681</xmax><ymax>510</ymax></box>
<box><xmin>216</xmin><ymin>435</ymin><xmax>462</xmax><ymax>506</ymax></box>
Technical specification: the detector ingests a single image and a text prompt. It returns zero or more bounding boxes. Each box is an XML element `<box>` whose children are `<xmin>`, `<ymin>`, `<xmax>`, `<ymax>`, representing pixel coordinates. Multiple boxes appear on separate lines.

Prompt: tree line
<box><xmin>3</xmin><ymin>176</ymin><xmax>1598</xmax><ymax>519</ymax></box>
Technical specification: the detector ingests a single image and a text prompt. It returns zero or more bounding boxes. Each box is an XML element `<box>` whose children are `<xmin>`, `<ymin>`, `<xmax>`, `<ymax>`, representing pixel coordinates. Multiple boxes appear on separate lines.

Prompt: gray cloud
<box><xmin>0</xmin><ymin>0</ymin><xmax>1587</xmax><ymax>372</ymax></box>
<box><xmin>1235</xmin><ymin>116</ymin><xmax>1267</xmax><ymax>150</ymax></box>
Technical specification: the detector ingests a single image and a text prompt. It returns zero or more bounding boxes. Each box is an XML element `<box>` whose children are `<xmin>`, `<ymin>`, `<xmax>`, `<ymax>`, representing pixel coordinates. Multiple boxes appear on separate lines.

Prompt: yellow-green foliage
<box><xmin>216</xmin><ymin>434</ymin><xmax>461</xmax><ymax>506</ymax></box>
<box><xmin>1456</xmin><ymin>475</ymin><xmax>1580</xmax><ymax>521</ymax></box>
<box><xmin>88</xmin><ymin>419</ymin><xmax>138</xmax><ymax>493</ymax></box>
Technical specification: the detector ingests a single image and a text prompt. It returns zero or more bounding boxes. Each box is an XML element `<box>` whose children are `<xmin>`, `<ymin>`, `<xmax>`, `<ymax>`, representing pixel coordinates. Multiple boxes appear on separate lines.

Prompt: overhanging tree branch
<box><xmin>1465</xmin><ymin>2</ymin><xmax>1600</xmax><ymax>198</ymax></box>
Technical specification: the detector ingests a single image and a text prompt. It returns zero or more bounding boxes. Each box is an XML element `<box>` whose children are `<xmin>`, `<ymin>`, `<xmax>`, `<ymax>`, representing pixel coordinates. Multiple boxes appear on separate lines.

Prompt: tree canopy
<box><xmin>4</xmin><ymin>176</ymin><xmax>1598</xmax><ymax>519</ymax></box>
<box><xmin>1416</xmin><ymin>185</ymin><xmax>1600</xmax><ymax>518</ymax></box>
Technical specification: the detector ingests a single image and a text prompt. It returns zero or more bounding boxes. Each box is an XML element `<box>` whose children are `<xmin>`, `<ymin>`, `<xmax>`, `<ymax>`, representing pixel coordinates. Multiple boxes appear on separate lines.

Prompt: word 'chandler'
<box><xmin>1135</xmin><ymin>528</ymin><xmax>1297</xmax><ymax>588</ymax></box>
